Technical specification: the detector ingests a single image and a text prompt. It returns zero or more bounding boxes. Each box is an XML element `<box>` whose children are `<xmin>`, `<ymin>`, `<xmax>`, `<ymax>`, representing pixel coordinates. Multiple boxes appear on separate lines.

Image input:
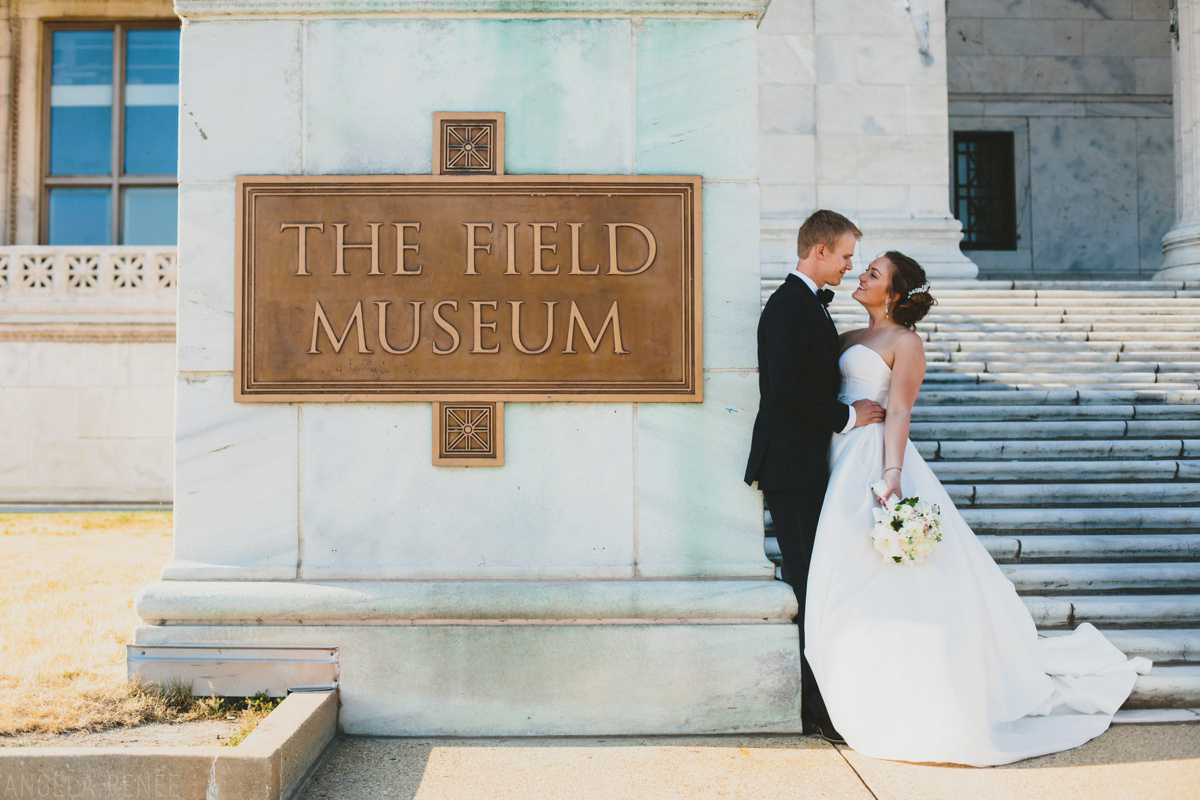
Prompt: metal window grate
<box><xmin>953</xmin><ymin>131</ymin><xmax>1017</xmax><ymax>251</ymax></box>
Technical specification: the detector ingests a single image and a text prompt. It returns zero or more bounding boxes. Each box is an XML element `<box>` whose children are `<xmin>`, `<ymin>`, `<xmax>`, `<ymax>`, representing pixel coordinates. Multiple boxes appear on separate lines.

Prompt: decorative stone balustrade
<box><xmin>0</xmin><ymin>247</ymin><xmax>177</xmax><ymax>313</ymax></box>
<box><xmin>0</xmin><ymin>247</ymin><xmax>177</xmax><ymax>342</ymax></box>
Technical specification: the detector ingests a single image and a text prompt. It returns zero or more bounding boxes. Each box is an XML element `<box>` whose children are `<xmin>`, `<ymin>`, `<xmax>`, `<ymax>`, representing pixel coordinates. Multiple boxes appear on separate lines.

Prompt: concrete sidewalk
<box><xmin>300</xmin><ymin>724</ymin><xmax>1200</xmax><ymax>800</ymax></box>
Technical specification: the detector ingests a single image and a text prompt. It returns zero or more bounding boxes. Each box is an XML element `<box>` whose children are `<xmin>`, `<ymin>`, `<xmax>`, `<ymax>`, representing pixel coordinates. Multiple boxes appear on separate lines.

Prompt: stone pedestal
<box><xmin>1159</xmin><ymin>0</ymin><xmax>1200</xmax><ymax>281</ymax></box>
<box><xmin>135</xmin><ymin>0</ymin><xmax>803</xmax><ymax>735</ymax></box>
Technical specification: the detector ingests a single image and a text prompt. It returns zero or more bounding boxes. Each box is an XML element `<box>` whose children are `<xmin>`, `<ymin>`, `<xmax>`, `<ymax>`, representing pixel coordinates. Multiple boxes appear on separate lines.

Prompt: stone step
<box><xmin>929</xmin><ymin>459</ymin><xmax>1191</xmax><ymax>481</ymax></box>
<box><xmin>855</xmin><ymin>307</ymin><xmax>1200</xmax><ymax>320</ymax></box>
<box><xmin>925</xmin><ymin>382</ymin><xmax>1199</xmax><ymax>393</ymax></box>
<box><xmin>922</xmin><ymin>368</ymin><xmax>1159</xmax><ymax>379</ymax></box>
<box><xmin>918</xmin><ymin>336</ymin><xmax>1198</xmax><ymax>348</ymax></box>
<box><xmin>948</xmin><ymin>482</ymin><xmax>1200</xmax><ymax>506</ymax></box>
<box><xmin>1132</xmin><ymin>407</ymin><xmax>1200</xmax><ymax>419</ymax></box>
<box><xmin>909</xmin><ymin>419</ymin><xmax>1200</xmax><ymax>439</ymax></box>
<box><xmin>926</xmin><ymin>361</ymin><xmax>1200</xmax><ymax>374</ymax></box>
<box><xmin>821</xmin><ymin>292</ymin><xmax>1200</xmax><ymax>305</ymax></box>
<box><xmin>865</xmin><ymin>279</ymin><xmax>1198</xmax><ymax>291</ymax></box>
<box><xmin>829</xmin><ymin>293</ymin><xmax>1200</xmax><ymax>303</ymax></box>
<box><xmin>1090</xmin><ymin>332</ymin><xmax>1200</xmax><ymax>344</ymax></box>
<box><xmin>830</xmin><ymin>311</ymin><xmax>1200</xmax><ymax>325</ymax></box>
<box><xmin>851</xmin><ymin>323</ymin><xmax>1200</xmax><ymax>339</ymax></box>
<box><xmin>1025</xmin><ymin>594</ymin><xmax>1200</xmax><ymax>628</ymax></box>
<box><xmin>920</xmin><ymin>341</ymin><xmax>1198</xmax><ymax>354</ymax></box>
<box><xmin>927</xmin><ymin>298</ymin><xmax>1200</xmax><ymax>309</ymax></box>
<box><xmin>1068</xmin><ymin>628</ymin><xmax>1200</xmax><ymax>664</ymax></box>
<box><xmin>921</xmin><ymin>322</ymin><xmax>1200</xmax><ymax>333</ymax></box>
<box><xmin>1005</xmin><ymin>563</ymin><xmax>1200</xmax><ymax>592</ymax></box>
<box><xmin>1013</xmin><ymin>284</ymin><xmax>1200</xmax><ymax>294</ymax></box>
<box><xmin>960</xmin><ymin>506</ymin><xmax>1200</xmax><ymax>533</ymax></box>
<box><xmin>919</xmin><ymin>389</ymin><xmax>1200</xmax><ymax>405</ymax></box>
<box><xmin>769</xmin><ymin>534</ymin><xmax>1200</xmax><ymax>564</ymax></box>
<box><xmin>935</xmin><ymin>290</ymin><xmax>1200</xmax><ymax>298</ymax></box>
<box><xmin>1112</xmin><ymin>708</ymin><xmax>1200</xmax><ymax>723</ymax></box>
<box><xmin>929</xmin><ymin>360</ymin><xmax>1200</xmax><ymax>373</ymax></box>
<box><xmin>922</xmin><ymin>330</ymin><xmax>1200</xmax><ymax>343</ymax></box>
<box><xmin>764</xmin><ymin>278</ymin><xmax>1197</xmax><ymax>290</ymax></box>
<box><xmin>1112</xmin><ymin>353</ymin><xmax>1200</xmax><ymax>363</ymax></box>
<box><xmin>979</xmin><ymin>534</ymin><xmax>1200</xmax><ymax>563</ymax></box>
<box><xmin>1132</xmin><ymin>406</ymin><xmax>1200</xmax><ymax>419</ymax></box>
<box><xmin>1125</xmin><ymin>666</ymin><xmax>1200</xmax><ymax>710</ymax></box>
<box><xmin>762</xmin><ymin>545</ymin><xmax>1200</xmax><ymax>614</ymax></box>
<box><xmin>917</xmin><ymin>440</ymin><xmax>1199</xmax><ymax>461</ymax></box>
<box><xmin>1122</xmin><ymin>341</ymin><xmax>1200</xmax><ymax>353</ymax></box>
<box><xmin>912</xmin><ymin>405</ymin><xmax>1200</xmax><ymax>422</ymax></box>
<box><xmin>923</xmin><ymin>372</ymin><xmax>1190</xmax><ymax>386</ymax></box>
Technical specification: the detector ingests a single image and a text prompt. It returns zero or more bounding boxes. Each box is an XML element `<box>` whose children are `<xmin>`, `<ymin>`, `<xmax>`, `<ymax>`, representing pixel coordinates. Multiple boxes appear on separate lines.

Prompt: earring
<box><xmin>885</xmin><ymin>297</ymin><xmax>890</xmax><ymax>318</ymax></box>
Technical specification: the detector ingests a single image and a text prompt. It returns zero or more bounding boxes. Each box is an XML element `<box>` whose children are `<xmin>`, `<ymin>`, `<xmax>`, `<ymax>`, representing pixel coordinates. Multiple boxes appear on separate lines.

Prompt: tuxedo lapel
<box><xmin>786</xmin><ymin>274</ymin><xmax>838</xmax><ymax>353</ymax></box>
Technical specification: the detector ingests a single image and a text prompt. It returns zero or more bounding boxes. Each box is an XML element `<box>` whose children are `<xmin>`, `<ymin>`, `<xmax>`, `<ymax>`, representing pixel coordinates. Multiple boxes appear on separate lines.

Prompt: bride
<box><xmin>805</xmin><ymin>251</ymin><xmax>1152</xmax><ymax>766</ymax></box>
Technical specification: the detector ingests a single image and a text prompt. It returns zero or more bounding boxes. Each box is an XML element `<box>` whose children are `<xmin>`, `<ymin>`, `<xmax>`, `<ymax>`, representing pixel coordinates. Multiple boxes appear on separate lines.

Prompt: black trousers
<box><xmin>763</xmin><ymin>488</ymin><xmax>834</xmax><ymax>732</ymax></box>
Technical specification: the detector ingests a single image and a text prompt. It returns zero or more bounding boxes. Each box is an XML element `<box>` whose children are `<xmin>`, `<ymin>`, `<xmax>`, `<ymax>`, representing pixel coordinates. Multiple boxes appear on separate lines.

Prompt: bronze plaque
<box><xmin>235</xmin><ymin>175</ymin><xmax>702</xmax><ymax>402</ymax></box>
<box><xmin>433</xmin><ymin>401</ymin><xmax>504</xmax><ymax>466</ymax></box>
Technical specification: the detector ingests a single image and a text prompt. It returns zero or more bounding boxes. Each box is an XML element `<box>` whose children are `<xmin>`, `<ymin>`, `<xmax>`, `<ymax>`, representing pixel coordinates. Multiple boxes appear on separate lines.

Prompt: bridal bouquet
<box><xmin>869</xmin><ymin>481</ymin><xmax>943</xmax><ymax>564</ymax></box>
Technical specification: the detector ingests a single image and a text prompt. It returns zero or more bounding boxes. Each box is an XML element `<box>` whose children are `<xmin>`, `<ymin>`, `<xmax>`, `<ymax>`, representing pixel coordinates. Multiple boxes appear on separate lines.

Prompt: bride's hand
<box><xmin>878</xmin><ymin>469</ymin><xmax>902</xmax><ymax>505</ymax></box>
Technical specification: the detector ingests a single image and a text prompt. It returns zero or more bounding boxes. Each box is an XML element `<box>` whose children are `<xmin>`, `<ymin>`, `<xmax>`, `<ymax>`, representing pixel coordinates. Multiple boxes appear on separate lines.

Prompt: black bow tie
<box><xmin>816</xmin><ymin>288</ymin><xmax>834</xmax><ymax>307</ymax></box>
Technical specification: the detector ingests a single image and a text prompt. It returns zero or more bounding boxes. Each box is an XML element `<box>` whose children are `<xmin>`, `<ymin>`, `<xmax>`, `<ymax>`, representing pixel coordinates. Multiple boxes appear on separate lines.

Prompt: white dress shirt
<box><xmin>791</xmin><ymin>269</ymin><xmax>856</xmax><ymax>434</ymax></box>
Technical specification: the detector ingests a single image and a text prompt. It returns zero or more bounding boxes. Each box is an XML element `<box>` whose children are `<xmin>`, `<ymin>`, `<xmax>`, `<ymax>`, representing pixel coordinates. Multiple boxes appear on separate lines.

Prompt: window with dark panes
<box><xmin>44</xmin><ymin>23</ymin><xmax>180</xmax><ymax>245</ymax></box>
<box><xmin>953</xmin><ymin>132</ymin><xmax>1017</xmax><ymax>251</ymax></box>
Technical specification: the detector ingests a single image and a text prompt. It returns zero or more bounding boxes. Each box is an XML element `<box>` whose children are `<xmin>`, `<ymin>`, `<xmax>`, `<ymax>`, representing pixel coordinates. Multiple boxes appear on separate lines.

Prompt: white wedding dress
<box><xmin>804</xmin><ymin>344</ymin><xmax>1152</xmax><ymax>766</ymax></box>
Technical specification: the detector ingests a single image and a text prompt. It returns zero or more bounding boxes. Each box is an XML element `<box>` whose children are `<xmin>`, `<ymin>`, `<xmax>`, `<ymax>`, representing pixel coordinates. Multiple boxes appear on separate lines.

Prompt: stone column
<box><xmin>135</xmin><ymin>0</ymin><xmax>804</xmax><ymax>736</ymax></box>
<box><xmin>1158</xmin><ymin>0</ymin><xmax>1200</xmax><ymax>281</ymax></box>
<box><xmin>759</xmin><ymin>0</ymin><xmax>977</xmax><ymax>280</ymax></box>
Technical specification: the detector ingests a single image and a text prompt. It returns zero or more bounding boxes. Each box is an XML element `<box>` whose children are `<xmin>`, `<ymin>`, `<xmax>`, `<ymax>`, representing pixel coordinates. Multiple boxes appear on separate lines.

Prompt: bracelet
<box><xmin>883</xmin><ymin>467</ymin><xmax>902</xmax><ymax>475</ymax></box>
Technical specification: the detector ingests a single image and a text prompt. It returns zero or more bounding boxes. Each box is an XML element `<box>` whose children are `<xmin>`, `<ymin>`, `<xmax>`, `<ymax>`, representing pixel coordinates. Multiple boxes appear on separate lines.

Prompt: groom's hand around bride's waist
<box><xmin>851</xmin><ymin>399</ymin><xmax>885</xmax><ymax>428</ymax></box>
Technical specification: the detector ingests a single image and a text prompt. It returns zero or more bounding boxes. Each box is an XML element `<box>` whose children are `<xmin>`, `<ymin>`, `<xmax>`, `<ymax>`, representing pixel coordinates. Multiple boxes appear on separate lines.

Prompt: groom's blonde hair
<box><xmin>797</xmin><ymin>210</ymin><xmax>862</xmax><ymax>258</ymax></box>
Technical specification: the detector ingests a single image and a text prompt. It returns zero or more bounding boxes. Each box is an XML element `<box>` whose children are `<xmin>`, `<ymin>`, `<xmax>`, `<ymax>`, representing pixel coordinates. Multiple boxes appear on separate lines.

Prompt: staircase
<box><xmin>761</xmin><ymin>279</ymin><xmax>1200</xmax><ymax>721</ymax></box>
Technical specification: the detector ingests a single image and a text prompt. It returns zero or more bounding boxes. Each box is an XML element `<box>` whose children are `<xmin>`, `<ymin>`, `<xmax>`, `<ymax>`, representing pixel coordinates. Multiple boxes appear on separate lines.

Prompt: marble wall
<box><xmin>168</xmin><ymin>10</ymin><xmax>771</xmax><ymax>583</ymax></box>
<box><xmin>946</xmin><ymin>0</ymin><xmax>1174</xmax><ymax>277</ymax></box>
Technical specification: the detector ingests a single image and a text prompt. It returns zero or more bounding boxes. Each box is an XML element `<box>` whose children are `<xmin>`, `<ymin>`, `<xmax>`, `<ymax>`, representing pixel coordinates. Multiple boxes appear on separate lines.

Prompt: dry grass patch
<box><xmin>0</xmin><ymin>512</ymin><xmax>279</xmax><ymax>740</ymax></box>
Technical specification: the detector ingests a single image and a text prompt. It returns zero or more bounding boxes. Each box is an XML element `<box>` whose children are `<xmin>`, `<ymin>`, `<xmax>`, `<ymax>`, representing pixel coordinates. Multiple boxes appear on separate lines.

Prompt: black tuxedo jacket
<box><xmin>744</xmin><ymin>274</ymin><xmax>851</xmax><ymax>492</ymax></box>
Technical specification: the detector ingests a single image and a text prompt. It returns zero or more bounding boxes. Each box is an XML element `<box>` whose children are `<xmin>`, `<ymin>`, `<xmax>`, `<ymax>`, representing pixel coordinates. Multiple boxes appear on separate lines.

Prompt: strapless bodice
<box><xmin>837</xmin><ymin>344</ymin><xmax>891</xmax><ymax>407</ymax></box>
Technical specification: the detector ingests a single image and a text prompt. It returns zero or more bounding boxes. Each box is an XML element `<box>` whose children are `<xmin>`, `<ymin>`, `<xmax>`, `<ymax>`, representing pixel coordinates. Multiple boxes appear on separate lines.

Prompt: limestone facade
<box><xmin>757</xmin><ymin>0</ymin><xmax>1177</xmax><ymax>280</ymax></box>
<box><xmin>758</xmin><ymin>0</ymin><xmax>978</xmax><ymax>279</ymax></box>
<box><xmin>945</xmin><ymin>0</ymin><xmax>1175</xmax><ymax>279</ymax></box>
<box><xmin>0</xmin><ymin>0</ymin><xmax>1191</xmax><ymax>504</ymax></box>
<box><xmin>0</xmin><ymin>1</ymin><xmax>177</xmax><ymax>504</ymax></box>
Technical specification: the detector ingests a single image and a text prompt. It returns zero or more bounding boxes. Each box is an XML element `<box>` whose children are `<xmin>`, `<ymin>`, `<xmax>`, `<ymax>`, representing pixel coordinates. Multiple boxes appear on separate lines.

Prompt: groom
<box><xmin>744</xmin><ymin>209</ymin><xmax>885</xmax><ymax>742</ymax></box>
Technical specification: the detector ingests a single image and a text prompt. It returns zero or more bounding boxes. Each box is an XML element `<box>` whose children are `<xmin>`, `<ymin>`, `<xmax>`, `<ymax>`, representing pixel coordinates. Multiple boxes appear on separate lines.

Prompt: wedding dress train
<box><xmin>804</xmin><ymin>344</ymin><xmax>1151</xmax><ymax>766</ymax></box>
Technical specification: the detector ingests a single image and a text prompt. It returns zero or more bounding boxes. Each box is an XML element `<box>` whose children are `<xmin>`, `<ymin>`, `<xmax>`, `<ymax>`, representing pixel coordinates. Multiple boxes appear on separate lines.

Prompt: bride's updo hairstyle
<box><xmin>884</xmin><ymin>250</ymin><xmax>936</xmax><ymax>331</ymax></box>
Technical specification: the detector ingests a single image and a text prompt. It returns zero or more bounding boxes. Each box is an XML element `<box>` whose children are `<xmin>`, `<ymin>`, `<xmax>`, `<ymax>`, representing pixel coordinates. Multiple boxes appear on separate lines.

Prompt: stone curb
<box><xmin>0</xmin><ymin>690</ymin><xmax>337</xmax><ymax>800</ymax></box>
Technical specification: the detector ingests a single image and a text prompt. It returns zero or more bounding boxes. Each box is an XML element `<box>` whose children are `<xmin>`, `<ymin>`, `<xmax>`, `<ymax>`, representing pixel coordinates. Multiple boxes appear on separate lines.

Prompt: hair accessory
<box><xmin>906</xmin><ymin>282</ymin><xmax>931</xmax><ymax>297</ymax></box>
